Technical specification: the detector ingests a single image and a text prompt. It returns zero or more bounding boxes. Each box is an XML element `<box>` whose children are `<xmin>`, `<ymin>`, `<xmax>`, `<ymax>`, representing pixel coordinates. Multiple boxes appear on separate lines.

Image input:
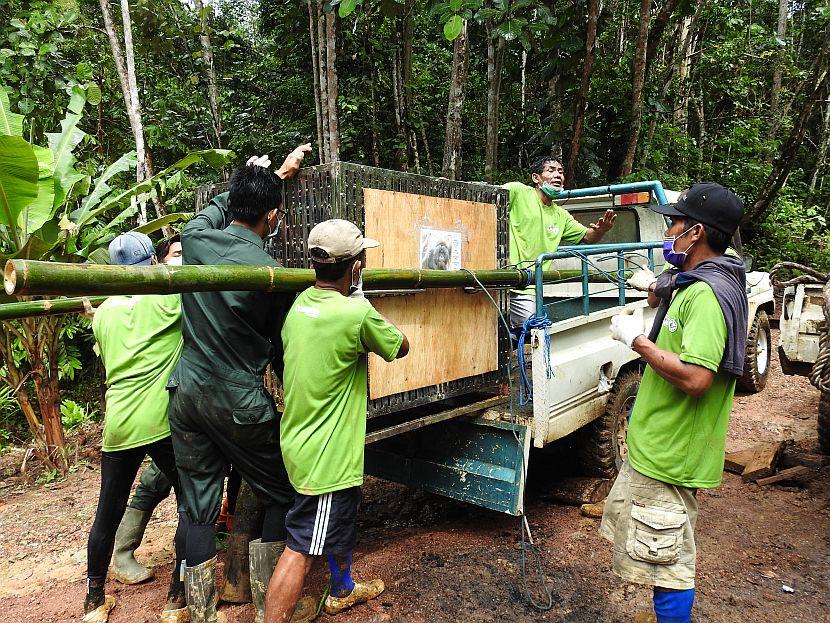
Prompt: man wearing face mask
<box><xmin>603</xmin><ymin>183</ymin><xmax>748</xmax><ymax>623</ymax></box>
<box><xmin>265</xmin><ymin>219</ymin><xmax>409</xmax><ymax>622</ymax></box>
<box><xmin>504</xmin><ymin>156</ymin><xmax>617</xmax><ymax>329</ymax></box>
<box><xmin>167</xmin><ymin>146</ymin><xmax>314</xmax><ymax>623</ymax></box>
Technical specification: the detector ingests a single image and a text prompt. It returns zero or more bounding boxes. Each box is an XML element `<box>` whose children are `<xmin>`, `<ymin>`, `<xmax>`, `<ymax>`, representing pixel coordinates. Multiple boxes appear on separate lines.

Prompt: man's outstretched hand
<box><xmin>589</xmin><ymin>209</ymin><xmax>617</xmax><ymax>235</ymax></box>
<box><xmin>276</xmin><ymin>143</ymin><xmax>312</xmax><ymax>179</ymax></box>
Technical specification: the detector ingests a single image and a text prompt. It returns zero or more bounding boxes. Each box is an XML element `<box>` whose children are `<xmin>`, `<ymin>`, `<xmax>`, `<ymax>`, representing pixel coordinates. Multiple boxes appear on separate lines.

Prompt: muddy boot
<box><xmin>83</xmin><ymin>580</ymin><xmax>116</xmax><ymax>623</ymax></box>
<box><xmin>580</xmin><ymin>499</ymin><xmax>606</xmax><ymax>518</ymax></box>
<box><xmin>160</xmin><ymin>564</ymin><xmax>190</xmax><ymax>623</ymax></box>
<box><xmin>248</xmin><ymin>539</ymin><xmax>317</xmax><ymax>623</ymax></box>
<box><xmin>110</xmin><ymin>507</ymin><xmax>154</xmax><ymax>584</ymax></box>
<box><xmin>184</xmin><ymin>557</ymin><xmax>227</xmax><ymax>623</ymax></box>
<box><xmin>323</xmin><ymin>579</ymin><xmax>385</xmax><ymax>615</ymax></box>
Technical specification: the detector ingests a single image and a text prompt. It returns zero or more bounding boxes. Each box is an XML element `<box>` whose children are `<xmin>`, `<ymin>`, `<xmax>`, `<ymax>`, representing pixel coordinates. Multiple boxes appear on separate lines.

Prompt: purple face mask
<box><xmin>662</xmin><ymin>225</ymin><xmax>698</xmax><ymax>268</ymax></box>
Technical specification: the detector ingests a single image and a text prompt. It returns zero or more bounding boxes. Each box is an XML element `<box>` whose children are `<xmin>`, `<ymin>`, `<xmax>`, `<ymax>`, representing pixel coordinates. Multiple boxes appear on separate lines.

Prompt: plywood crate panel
<box><xmin>196</xmin><ymin>162</ymin><xmax>510</xmax><ymax>416</ymax></box>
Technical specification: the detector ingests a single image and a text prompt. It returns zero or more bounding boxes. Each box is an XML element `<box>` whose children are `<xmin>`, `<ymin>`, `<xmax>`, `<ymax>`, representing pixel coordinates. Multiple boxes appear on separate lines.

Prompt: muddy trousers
<box><xmin>87</xmin><ymin>437</ymin><xmax>187</xmax><ymax>583</ymax></box>
<box><xmin>167</xmin><ymin>367</ymin><xmax>294</xmax><ymax>567</ymax></box>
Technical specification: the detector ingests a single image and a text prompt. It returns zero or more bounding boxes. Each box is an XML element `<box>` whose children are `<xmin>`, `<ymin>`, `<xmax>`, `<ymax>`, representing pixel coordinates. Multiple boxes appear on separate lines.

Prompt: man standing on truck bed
<box><xmin>167</xmin><ymin>147</ymin><xmax>317</xmax><ymax>623</ymax></box>
<box><xmin>605</xmin><ymin>183</ymin><xmax>748</xmax><ymax>623</ymax></box>
<box><xmin>504</xmin><ymin>156</ymin><xmax>617</xmax><ymax>329</ymax></box>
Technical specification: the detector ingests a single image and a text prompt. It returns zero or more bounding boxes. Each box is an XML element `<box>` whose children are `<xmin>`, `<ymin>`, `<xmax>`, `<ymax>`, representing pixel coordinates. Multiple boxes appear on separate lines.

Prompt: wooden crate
<box><xmin>196</xmin><ymin>162</ymin><xmax>510</xmax><ymax>416</ymax></box>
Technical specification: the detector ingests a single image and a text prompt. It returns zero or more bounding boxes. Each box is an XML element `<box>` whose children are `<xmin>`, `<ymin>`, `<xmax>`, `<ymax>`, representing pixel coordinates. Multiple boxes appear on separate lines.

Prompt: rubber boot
<box><xmin>184</xmin><ymin>557</ymin><xmax>227</xmax><ymax>623</ymax></box>
<box><xmin>110</xmin><ymin>507</ymin><xmax>154</xmax><ymax>584</ymax></box>
<box><xmin>248</xmin><ymin>539</ymin><xmax>317</xmax><ymax>623</ymax></box>
<box><xmin>323</xmin><ymin>579</ymin><xmax>385</xmax><ymax>615</ymax></box>
<box><xmin>160</xmin><ymin>564</ymin><xmax>190</xmax><ymax>623</ymax></box>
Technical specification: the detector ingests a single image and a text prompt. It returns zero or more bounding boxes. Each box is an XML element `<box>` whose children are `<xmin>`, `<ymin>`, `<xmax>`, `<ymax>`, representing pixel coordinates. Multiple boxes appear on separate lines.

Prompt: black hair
<box><xmin>155</xmin><ymin>234</ymin><xmax>181</xmax><ymax>261</ymax></box>
<box><xmin>680</xmin><ymin>218</ymin><xmax>732</xmax><ymax>254</ymax></box>
<box><xmin>529</xmin><ymin>156</ymin><xmax>563</xmax><ymax>179</ymax></box>
<box><xmin>228</xmin><ymin>164</ymin><xmax>283</xmax><ymax>225</ymax></box>
<box><xmin>311</xmin><ymin>250</ymin><xmax>366</xmax><ymax>282</ymax></box>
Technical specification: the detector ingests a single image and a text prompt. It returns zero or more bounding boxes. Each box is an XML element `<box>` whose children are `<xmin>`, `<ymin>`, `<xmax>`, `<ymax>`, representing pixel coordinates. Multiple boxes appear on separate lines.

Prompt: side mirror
<box><xmin>744</xmin><ymin>254</ymin><xmax>754</xmax><ymax>271</ymax></box>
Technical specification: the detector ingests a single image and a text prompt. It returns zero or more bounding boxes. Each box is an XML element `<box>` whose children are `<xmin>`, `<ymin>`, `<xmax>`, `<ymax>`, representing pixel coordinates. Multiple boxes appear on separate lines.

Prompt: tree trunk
<box><xmin>770</xmin><ymin>0</ymin><xmax>788</xmax><ymax>120</ymax></box>
<box><xmin>324</xmin><ymin>9</ymin><xmax>341</xmax><ymax>161</ymax></box>
<box><xmin>673</xmin><ymin>15</ymin><xmax>693</xmax><ymax>130</ymax></box>
<box><xmin>315</xmin><ymin>1</ymin><xmax>330</xmax><ymax>162</ymax></box>
<box><xmin>620</xmin><ymin>0</ymin><xmax>652</xmax><ymax>176</ymax></box>
<box><xmin>807</xmin><ymin>99</ymin><xmax>830</xmax><ymax>205</ymax></box>
<box><xmin>442</xmin><ymin>20</ymin><xmax>469</xmax><ymax>180</ymax></box>
<box><xmin>307</xmin><ymin>0</ymin><xmax>324</xmax><ymax>163</ymax></box>
<box><xmin>484</xmin><ymin>24</ymin><xmax>505</xmax><ymax>182</ymax></box>
<box><xmin>401</xmin><ymin>0</ymin><xmax>418</xmax><ymax>170</ymax></box>
<box><xmin>99</xmin><ymin>0</ymin><xmax>164</xmax><ymax>223</ymax></box>
<box><xmin>193</xmin><ymin>0</ymin><xmax>223</xmax><ymax>149</ymax></box>
<box><xmin>32</xmin><ymin>363</ymin><xmax>65</xmax><ymax>470</ymax></box>
<box><xmin>747</xmin><ymin>26</ymin><xmax>830</xmax><ymax>225</ymax></box>
<box><xmin>644</xmin><ymin>0</ymin><xmax>681</xmax><ymax>81</ymax></box>
<box><xmin>566</xmin><ymin>0</ymin><xmax>600</xmax><ymax>187</ymax></box>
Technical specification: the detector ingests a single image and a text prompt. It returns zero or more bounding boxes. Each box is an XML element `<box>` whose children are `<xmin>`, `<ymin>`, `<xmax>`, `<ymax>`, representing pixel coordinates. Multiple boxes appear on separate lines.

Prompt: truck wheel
<box><xmin>737</xmin><ymin>310</ymin><xmax>771</xmax><ymax>393</ymax></box>
<box><xmin>819</xmin><ymin>392</ymin><xmax>830</xmax><ymax>456</ymax></box>
<box><xmin>578</xmin><ymin>369</ymin><xmax>642</xmax><ymax>478</ymax></box>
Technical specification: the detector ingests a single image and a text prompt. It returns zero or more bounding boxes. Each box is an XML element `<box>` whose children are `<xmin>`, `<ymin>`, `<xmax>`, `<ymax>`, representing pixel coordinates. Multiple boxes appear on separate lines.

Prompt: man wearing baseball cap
<box><xmin>264</xmin><ymin>219</ymin><xmax>410</xmax><ymax>621</ymax></box>
<box><xmin>84</xmin><ymin>232</ymin><xmax>188</xmax><ymax>623</ymax></box>
<box><xmin>602</xmin><ymin>183</ymin><xmax>748</xmax><ymax>623</ymax></box>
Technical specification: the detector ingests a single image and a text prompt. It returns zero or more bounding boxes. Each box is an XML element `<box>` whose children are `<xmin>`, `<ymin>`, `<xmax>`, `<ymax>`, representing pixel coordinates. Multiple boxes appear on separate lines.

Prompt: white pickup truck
<box><xmin>366</xmin><ymin>182</ymin><xmax>776</xmax><ymax>515</ymax></box>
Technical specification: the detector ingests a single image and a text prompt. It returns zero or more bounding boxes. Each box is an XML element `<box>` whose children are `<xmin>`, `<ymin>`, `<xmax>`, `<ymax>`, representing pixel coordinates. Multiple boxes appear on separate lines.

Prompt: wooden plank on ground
<box><xmin>740</xmin><ymin>442</ymin><xmax>785</xmax><ymax>481</ymax></box>
<box><xmin>724</xmin><ymin>447</ymin><xmax>760</xmax><ymax>474</ymax></box>
<box><xmin>755</xmin><ymin>466</ymin><xmax>812</xmax><ymax>486</ymax></box>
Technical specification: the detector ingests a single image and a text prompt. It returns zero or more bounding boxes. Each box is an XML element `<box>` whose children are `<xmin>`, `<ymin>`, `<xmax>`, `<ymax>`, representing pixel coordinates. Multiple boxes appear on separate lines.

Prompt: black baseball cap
<box><xmin>651</xmin><ymin>183</ymin><xmax>744</xmax><ymax>236</ymax></box>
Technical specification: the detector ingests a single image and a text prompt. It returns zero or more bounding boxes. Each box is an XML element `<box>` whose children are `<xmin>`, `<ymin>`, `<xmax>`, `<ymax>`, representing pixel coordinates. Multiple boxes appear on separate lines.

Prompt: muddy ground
<box><xmin>1</xmin><ymin>331</ymin><xmax>828</xmax><ymax>623</ymax></box>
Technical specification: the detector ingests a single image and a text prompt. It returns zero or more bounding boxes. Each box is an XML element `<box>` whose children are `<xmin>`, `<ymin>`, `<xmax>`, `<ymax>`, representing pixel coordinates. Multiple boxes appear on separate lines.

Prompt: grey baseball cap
<box><xmin>307</xmin><ymin>219</ymin><xmax>379</xmax><ymax>264</ymax></box>
<box><xmin>108</xmin><ymin>232</ymin><xmax>156</xmax><ymax>266</ymax></box>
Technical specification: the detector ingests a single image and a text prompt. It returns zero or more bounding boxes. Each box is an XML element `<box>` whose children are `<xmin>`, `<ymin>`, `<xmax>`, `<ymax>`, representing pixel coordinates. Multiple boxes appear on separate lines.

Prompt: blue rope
<box><xmin>517</xmin><ymin>312</ymin><xmax>554</xmax><ymax>405</ymax></box>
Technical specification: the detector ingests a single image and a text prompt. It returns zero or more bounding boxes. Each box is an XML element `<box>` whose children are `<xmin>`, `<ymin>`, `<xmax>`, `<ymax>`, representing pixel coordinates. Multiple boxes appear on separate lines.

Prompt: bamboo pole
<box><xmin>4</xmin><ymin>260</ymin><xmax>626</xmax><ymax>298</ymax></box>
<box><xmin>0</xmin><ymin>296</ymin><xmax>108</xmax><ymax>320</ymax></box>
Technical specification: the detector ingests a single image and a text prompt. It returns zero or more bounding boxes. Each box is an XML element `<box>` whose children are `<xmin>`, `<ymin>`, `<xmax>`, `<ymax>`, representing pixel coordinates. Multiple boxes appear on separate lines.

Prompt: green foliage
<box><xmin>59</xmin><ymin>398</ymin><xmax>97</xmax><ymax>429</ymax></box>
<box><xmin>0</xmin><ymin>385</ymin><xmax>23</xmax><ymax>451</ymax></box>
<box><xmin>752</xmin><ymin>192</ymin><xmax>830</xmax><ymax>271</ymax></box>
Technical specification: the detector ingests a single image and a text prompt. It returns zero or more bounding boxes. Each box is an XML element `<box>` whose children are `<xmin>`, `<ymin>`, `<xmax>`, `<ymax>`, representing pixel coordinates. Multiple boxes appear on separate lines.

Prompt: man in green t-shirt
<box><xmin>264</xmin><ymin>219</ymin><xmax>409</xmax><ymax>622</ymax></box>
<box><xmin>84</xmin><ymin>232</ymin><xmax>187</xmax><ymax>623</ymax></box>
<box><xmin>601</xmin><ymin>184</ymin><xmax>747</xmax><ymax>623</ymax></box>
<box><xmin>505</xmin><ymin>156</ymin><xmax>617</xmax><ymax>328</ymax></box>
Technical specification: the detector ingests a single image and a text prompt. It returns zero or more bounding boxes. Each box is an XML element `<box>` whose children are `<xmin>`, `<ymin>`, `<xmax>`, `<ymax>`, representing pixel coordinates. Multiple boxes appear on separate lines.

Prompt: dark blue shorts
<box><xmin>285</xmin><ymin>486</ymin><xmax>361</xmax><ymax>556</ymax></box>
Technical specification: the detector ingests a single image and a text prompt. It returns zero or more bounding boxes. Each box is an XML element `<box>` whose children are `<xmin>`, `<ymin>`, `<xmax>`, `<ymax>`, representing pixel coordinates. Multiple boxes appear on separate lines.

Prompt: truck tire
<box><xmin>738</xmin><ymin>310</ymin><xmax>771</xmax><ymax>393</ymax></box>
<box><xmin>578</xmin><ymin>369</ymin><xmax>642</xmax><ymax>478</ymax></box>
<box><xmin>819</xmin><ymin>392</ymin><xmax>830</xmax><ymax>456</ymax></box>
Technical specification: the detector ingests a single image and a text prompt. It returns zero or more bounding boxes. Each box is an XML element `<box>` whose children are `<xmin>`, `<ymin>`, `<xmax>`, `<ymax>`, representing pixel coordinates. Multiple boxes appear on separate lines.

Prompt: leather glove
<box><xmin>610</xmin><ymin>307</ymin><xmax>645</xmax><ymax>348</ymax></box>
<box><xmin>626</xmin><ymin>268</ymin><xmax>657</xmax><ymax>292</ymax></box>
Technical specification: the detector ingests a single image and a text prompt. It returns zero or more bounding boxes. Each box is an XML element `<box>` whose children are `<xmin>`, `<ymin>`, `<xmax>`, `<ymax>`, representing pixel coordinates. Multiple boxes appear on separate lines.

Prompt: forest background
<box><xmin>0</xmin><ymin>0</ymin><xmax>828</xmax><ymax>463</ymax></box>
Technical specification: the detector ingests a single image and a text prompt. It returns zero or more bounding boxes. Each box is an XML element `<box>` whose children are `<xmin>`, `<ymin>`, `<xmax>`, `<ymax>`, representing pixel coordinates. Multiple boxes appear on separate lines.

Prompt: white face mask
<box><xmin>349</xmin><ymin>262</ymin><xmax>364</xmax><ymax>298</ymax></box>
<box><xmin>165</xmin><ymin>256</ymin><xmax>183</xmax><ymax>266</ymax></box>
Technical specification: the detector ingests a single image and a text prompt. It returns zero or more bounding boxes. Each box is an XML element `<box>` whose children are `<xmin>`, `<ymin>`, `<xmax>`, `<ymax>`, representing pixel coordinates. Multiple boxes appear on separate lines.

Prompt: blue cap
<box><xmin>108</xmin><ymin>232</ymin><xmax>156</xmax><ymax>266</ymax></box>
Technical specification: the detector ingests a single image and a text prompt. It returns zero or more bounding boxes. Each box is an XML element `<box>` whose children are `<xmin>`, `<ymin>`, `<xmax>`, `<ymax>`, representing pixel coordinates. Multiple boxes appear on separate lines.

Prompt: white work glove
<box><xmin>626</xmin><ymin>268</ymin><xmax>657</xmax><ymax>292</ymax></box>
<box><xmin>246</xmin><ymin>154</ymin><xmax>272</xmax><ymax>168</ymax></box>
<box><xmin>610</xmin><ymin>307</ymin><xmax>645</xmax><ymax>349</ymax></box>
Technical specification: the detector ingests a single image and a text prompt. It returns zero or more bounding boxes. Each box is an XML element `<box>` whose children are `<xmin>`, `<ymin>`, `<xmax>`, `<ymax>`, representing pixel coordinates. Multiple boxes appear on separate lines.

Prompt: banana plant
<box><xmin>0</xmin><ymin>84</ymin><xmax>233</xmax><ymax>263</ymax></box>
<box><xmin>0</xmin><ymin>82</ymin><xmax>234</xmax><ymax>470</ymax></box>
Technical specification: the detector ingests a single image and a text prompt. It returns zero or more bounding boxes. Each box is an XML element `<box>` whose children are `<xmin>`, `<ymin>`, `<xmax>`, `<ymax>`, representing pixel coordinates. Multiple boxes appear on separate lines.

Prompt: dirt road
<box><xmin>1</xmin><ymin>340</ymin><xmax>828</xmax><ymax>622</ymax></box>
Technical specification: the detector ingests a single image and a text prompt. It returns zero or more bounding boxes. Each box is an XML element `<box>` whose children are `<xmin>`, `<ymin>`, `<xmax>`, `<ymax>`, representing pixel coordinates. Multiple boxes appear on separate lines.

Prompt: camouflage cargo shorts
<box><xmin>600</xmin><ymin>460</ymin><xmax>698</xmax><ymax>590</ymax></box>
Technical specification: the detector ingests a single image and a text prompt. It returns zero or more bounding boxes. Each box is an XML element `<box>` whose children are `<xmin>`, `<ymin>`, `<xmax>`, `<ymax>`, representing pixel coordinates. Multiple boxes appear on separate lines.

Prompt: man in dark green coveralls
<box><xmin>167</xmin><ymin>147</ymin><xmax>312</xmax><ymax>623</ymax></box>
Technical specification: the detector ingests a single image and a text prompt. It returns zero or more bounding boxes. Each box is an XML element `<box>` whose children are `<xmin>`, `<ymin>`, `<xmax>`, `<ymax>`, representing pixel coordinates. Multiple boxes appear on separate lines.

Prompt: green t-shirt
<box><xmin>92</xmin><ymin>294</ymin><xmax>183</xmax><ymax>452</ymax></box>
<box><xmin>280</xmin><ymin>288</ymin><xmax>403</xmax><ymax>495</ymax></box>
<box><xmin>504</xmin><ymin>182</ymin><xmax>588</xmax><ymax>293</ymax></box>
<box><xmin>627</xmin><ymin>281</ymin><xmax>736</xmax><ymax>489</ymax></box>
